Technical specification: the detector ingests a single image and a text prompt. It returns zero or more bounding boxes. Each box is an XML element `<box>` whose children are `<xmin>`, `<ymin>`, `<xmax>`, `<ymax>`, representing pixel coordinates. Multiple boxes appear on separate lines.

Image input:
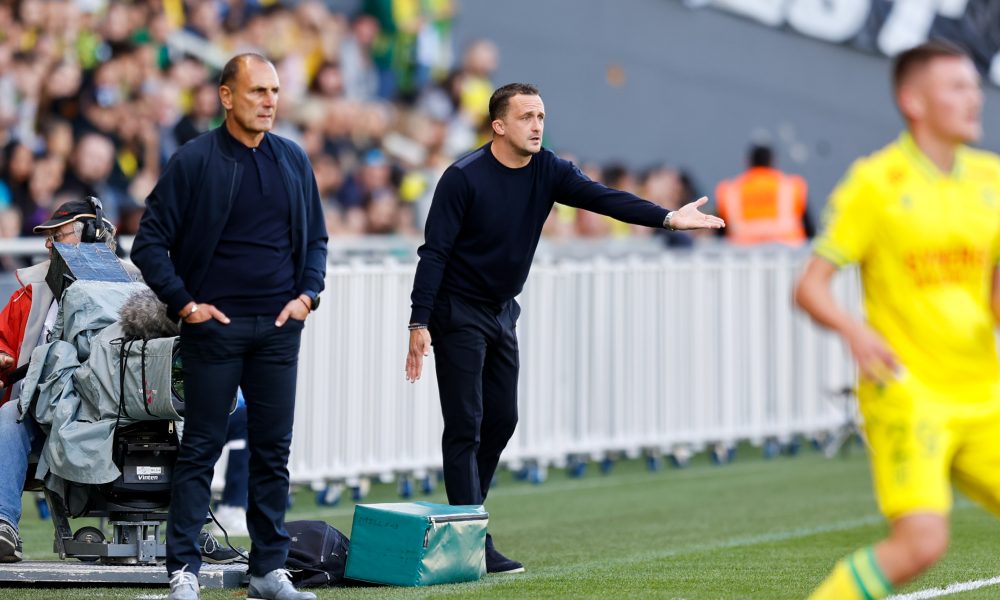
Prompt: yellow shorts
<box><xmin>858</xmin><ymin>374</ymin><xmax>1000</xmax><ymax>520</ymax></box>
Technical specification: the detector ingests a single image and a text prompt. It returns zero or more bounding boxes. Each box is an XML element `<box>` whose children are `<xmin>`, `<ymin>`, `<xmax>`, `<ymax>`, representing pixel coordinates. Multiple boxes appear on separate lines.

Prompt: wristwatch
<box><xmin>303</xmin><ymin>291</ymin><xmax>321</xmax><ymax>311</ymax></box>
<box><xmin>664</xmin><ymin>211</ymin><xmax>677</xmax><ymax>231</ymax></box>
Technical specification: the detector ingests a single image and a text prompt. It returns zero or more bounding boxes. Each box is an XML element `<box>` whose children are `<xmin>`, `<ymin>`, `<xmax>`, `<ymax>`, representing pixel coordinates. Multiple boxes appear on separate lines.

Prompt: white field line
<box><xmin>509</xmin><ymin>513</ymin><xmax>889</xmax><ymax>580</ymax></box>
<box><xmin>888</xmin><ymin>575</ymin><xmax>1000</xmax><ymax>599</ymax></box>
<box><xmin>452</xmin><ymin>501</ymin><xmax>976</xmax><ymax>587</ymax></box>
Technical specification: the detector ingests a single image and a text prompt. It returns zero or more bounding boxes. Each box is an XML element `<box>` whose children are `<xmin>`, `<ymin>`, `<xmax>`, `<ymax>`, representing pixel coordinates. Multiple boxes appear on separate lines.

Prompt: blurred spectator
<box><xmin>643</xmin><ymin>165</ymin><xmax>695</xmax><ymax>249</ymax></box>
<box><xmin>605</xmin><ymin>163</ymin><xmax>649</xmax><ymax>238</ymax></box>
<box><xmin>351</xmin><ymin>148</ymin><xmax>411</xmax><ymax>234</ymax></box>
<box><xmin>149</xmin><ymin>80</ymin><xmax>185</xmax><ymax>168</ymax></box>
<box><xmin>414</xmin><ymin>0</ymin><xmax>456</xmax><ymax>88</ymax></box>
<box><xmin>341</xmin><ymin>13</ymin><xmax>381</xmax><ymax>101</ymax></box>
<box><xmin>40</xmin><ymin>119</ymin><xmax>75</xmax><ymax>162</ymax></box>
<box><xmin>394</xmin><ymin>107</ymin><xmax>452</xmax><ymax>230</ymax></box>
<box><xmin>362</xmin><ymin>0</ymin><xmax>442</xmax><ymax>99</ymax></box>
<box><xmin>457</xmin><ymin>39</ymin><xmax>497</xmax><ymax>123</ymax></box>
<box><xmin>185</xmin><ymin>0</ymin><xmax>224</xmax><ymax>40</ymax></box>
<box><xmin>310</xmin><ymin>60</ymin><xmax>346</xmax><ymax>100</ymax></box>
<box><xmin>0</xmin><ymin>142</ymin><xmax>33</xmax><ymax>223</ymax></box>
<box><xmin>57</xmin><ymin>132</ymin><xmax>127</xmax><ymax>226</ymax></box>
<box><xmin>0</xmin><ymin>45</ymin><xmax>16</xmax><ymax>142</ymax></box>
<box><xmin>313</xmin><ymin>151</ymin><xmax>366</xmax><ymax>235</ymax></box>
<box><xmin>0</xmin><ymin>144</ymin><xmax>21</xmax><ymax>245</ymax></box>
<box><xmin>541</xmin><ymin>152</ymin><xmax>580</xmax><ymax>240</ymax></box>
<box><xmin>715</xmin><ymin>143</ymin><xmax>813</xmax><ymax>246</ymax></box>
<box><xmin>575</xmin><ymin>163</ymin><xmax>616</xmax><ymax>238</ymax></box>
<box><xmin>22</xmin><ymin>155</ymin><xmax>65</xmax><ymax>235</ymax></box>
<box><xmin>112</xmin><ymin>111</ymin><xmax>160</xmax><ymax>235</ymax></box>
<box><xmin>174</xmin><ymin>80</ymin><xmax>221</xmax><ymax>146</ymax></box>
<box><xmin>39</xmin><ymin>62</ymin><xmax>84</xmax><ymax>130</ymax></box>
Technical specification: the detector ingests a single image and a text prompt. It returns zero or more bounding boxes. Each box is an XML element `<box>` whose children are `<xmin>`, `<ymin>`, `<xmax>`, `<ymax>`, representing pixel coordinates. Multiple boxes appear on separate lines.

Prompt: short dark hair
<box><xmin>602</xmin><ymin>163</ymin><xmax>629</xmax><ymax>188</ymax></box>
<box><xmin>892</xmin><ymin>39</ymin><xmax>968</xmax><ymax>93</ymax></box>
<box><xmin>219</xmin><ymin>53</ymin><xmax>272</xmax><ymax>87</ymax></box>
<box><xmin>488</xmin><ymin>83</ymin><xmax>540</xmax><ymax>121</ymax></box>
<box><xmin>748</xmin><ymin>144</ymin><xmax>773</xmax><ymax>168</ymax></box>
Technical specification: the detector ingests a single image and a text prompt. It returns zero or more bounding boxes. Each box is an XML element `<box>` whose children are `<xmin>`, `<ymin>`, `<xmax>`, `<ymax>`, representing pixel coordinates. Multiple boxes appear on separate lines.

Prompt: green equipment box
<box><xmin>345</xmin><ymin>501</ymin><xmax>488</xmax><ymax>586</ymax></box>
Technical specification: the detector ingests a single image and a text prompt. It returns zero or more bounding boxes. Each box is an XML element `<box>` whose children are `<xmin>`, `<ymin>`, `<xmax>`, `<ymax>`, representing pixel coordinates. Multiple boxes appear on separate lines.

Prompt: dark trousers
<box><xmin>167</xmin><ymin>316</ymin><xmax>304</xmax><ymax>577</ymax></box>
<box><xmin>221</xmin><ymin>400</ymin><xmax>249</xmax><ymax>509</ymax></box>
<box><xmin>430</xmin><ymin>295</ymin><xmax>520</xmax><ymax>506</ymax></box>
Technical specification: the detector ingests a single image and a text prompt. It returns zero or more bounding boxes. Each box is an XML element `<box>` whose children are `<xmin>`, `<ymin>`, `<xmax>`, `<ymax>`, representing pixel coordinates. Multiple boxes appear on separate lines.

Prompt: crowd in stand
<box><xmin>0</xmin><ymin>0</ymin><xmax>800</xmax><ymax>261</ymax></box>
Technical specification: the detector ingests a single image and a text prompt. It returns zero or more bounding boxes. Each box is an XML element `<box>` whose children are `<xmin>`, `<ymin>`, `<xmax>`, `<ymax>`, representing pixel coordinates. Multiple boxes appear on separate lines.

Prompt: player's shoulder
<box><xmin>961</xmin><ymin>146</ymin><xmax>1000</xmax><ymax>183</ymax></box>
<box><xmin>837</xmin><ymin>139</ymin><xmax>908</xmax><ymax>191</ymax></box>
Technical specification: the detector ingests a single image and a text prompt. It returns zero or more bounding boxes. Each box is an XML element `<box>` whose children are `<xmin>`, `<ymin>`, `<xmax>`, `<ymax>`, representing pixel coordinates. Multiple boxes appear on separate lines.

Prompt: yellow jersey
<box><xmin>815</xmin><ymin>132</ymin><xmax>1000</xmax><ymax>389</ymax></box>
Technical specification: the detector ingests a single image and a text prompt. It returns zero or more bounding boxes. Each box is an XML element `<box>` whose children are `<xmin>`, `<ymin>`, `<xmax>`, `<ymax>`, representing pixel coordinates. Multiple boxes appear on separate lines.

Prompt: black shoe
<box><xmin>198</xmin><ymin>530</ymin><xmax>246</xmax><ymax>564</ymax></box>
<box><xmin>485</xmin><ymin>533</ymin><xmax>524</xmax><ymax>574</ymax></box>
<box><xmin>0</xmin><ymin>520</ymin><xmax>22</xmax><ymax>563</ymax></box>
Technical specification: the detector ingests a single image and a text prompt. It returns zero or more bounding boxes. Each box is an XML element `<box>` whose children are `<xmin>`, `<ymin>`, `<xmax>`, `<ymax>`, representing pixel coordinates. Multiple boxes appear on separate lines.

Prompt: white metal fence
<box><xmin>287</xmin><ymin>246</ymin><xmax>861</xmax><ymax>486</ymax></box>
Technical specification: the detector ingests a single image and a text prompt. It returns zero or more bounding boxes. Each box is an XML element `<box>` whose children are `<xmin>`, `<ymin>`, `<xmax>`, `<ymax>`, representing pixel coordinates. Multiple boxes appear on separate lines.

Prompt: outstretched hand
<box><xmin>671</xmin><ymin>197</ymin><xmax>725</xmax><ymax>231</ymax></box>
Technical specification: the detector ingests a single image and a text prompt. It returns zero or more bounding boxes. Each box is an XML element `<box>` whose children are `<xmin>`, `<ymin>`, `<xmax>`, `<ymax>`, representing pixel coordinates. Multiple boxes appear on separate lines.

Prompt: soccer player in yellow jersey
<box><xmin>795</xmin><ymin>40</ymin><xmax>1000</xmax><ymax>600</ymax></box>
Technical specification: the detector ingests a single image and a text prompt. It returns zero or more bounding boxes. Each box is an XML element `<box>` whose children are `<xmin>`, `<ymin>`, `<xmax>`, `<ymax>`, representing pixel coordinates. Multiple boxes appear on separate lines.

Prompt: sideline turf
<box><xmin>4</xmin><ymin>445</ymin><xmax>999</xmax><ymax>599</ymax></box>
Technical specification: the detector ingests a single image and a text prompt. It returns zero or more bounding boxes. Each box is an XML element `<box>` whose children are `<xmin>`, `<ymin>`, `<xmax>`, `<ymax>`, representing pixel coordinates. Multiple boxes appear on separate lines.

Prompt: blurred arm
<box><xmin>794</xmin><ymin>255</ymin><xmax>897</xmax><ymax>382</ymax></box>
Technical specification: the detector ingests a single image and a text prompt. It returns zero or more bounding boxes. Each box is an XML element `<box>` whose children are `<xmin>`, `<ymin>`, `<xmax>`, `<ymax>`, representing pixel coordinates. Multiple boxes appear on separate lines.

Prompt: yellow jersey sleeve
<box><xmin>814</xmin><ymin>161</ymin><xmax>880</xmax><ymax>267</ymax></box>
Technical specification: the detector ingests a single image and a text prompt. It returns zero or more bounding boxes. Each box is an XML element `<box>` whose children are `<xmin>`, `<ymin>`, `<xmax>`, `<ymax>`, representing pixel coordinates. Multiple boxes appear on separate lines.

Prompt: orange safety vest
<box><xmin>715</xmin><ymin>167</ymin><xmax>807</xmax><ymax>246</ymax></box>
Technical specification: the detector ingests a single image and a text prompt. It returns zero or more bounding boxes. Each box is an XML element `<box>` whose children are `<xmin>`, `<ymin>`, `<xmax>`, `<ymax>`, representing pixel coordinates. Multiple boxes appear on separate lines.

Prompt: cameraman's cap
<box><xmin>33</xmin><ymin>199</ymin><xmax>115</xmax><ymax>233</ymax></box>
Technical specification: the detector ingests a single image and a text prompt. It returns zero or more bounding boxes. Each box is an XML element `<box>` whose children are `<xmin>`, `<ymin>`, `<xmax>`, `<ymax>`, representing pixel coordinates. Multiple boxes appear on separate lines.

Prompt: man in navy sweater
<box><xmin>132</xmin><ymin>54</ymin><xmax>325</xmax><ymax>600</ymax></box>
<box><xmin>404</xmin><ymin>83</ymin><xmax>724</xmax><ymax>573</ymax></box>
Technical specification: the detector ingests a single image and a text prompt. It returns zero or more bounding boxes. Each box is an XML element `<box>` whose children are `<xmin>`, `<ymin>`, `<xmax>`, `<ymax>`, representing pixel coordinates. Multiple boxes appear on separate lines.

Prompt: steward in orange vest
<box><xmin>716</xmin><ymin>145</ymin><xmax>813</xmax><ymax>246</ymax></box>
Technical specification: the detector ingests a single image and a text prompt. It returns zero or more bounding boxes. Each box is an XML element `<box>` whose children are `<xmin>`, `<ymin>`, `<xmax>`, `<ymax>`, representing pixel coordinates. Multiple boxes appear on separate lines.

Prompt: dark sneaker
<box><xmin>485</xmin><ymin>533</ymin><xmax>524</xmax><ymax>574</ymax></box>
<box><xmin>0</xmin><ymin>520</ymin><xmax>22</xmax><ymax>563</ymax></box>
<box><xmin>198</xmin><ymin>530</ymin><xmax>246</xmax><ymax>564</ymax></box>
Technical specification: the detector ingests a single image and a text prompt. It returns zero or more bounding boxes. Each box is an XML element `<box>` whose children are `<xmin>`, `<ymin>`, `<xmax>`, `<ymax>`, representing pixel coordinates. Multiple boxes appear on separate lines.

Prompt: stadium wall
<box><xmin>452</xmin><ymin>0</ymin><xmax>1000</xmax><ymax>223</ymax></box>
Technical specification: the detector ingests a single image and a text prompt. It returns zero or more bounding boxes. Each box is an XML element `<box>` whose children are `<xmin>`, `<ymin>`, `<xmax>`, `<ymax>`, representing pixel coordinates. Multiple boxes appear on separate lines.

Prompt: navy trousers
<box><xmin>221</xmin><ymin>399</ymin><xmax>249</xmax><ymax>509</ymax></box>
<box><xmin>167</xmin><ymin>316</ymin><xmax>303</xmax><ymax>577</ymax></box>
<box><xmin>430</xmin><ymin>294</ymin><xmax>520</xmax><ymax>506</ymax></box>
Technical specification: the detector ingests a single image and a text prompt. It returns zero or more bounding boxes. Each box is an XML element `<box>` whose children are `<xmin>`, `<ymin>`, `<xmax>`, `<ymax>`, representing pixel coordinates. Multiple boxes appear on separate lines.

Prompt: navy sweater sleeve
<box><xmin>131</xmin><ymin>152</ymin><xmax>196</xmax><ymax>316</ymax></box>
<box><xmin>554</xmin><ymin>159</ymin><xmax>669</xmax><ymax>228</ymax></box>
<box><xmin>409</xmin><ymin>166</ymin><xmax>469</xmax><ymax>324</ymax></box>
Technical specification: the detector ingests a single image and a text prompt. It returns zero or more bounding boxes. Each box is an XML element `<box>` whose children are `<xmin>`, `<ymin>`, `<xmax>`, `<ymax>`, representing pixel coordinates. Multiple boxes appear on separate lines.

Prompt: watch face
<box><xmin>312</xmin><ymin>295</ymin><xmax>320</xmax><ymax>310</ymax></box>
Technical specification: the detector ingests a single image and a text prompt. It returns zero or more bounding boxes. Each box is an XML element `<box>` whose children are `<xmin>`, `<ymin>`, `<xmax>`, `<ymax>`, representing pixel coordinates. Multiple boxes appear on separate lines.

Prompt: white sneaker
<box><xmin>167</xmin><ymin>566</ymin><xmax>200</xmax><ymax>600</ymax></box>
<box><xmin>210</xmin><ymin>505</ymin><xmax>249</xmax><ymax>537</ymax></box>
<box><xmin>247</xmin><ymin>568</ymin><xmax>316</xmax><ymax>600</ymax></box>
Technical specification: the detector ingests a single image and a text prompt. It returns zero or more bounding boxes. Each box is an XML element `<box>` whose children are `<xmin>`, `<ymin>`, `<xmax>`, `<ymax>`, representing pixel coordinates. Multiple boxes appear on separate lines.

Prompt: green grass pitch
<box><xmin>3</xmin><ymin>444</ymin><xmax>999</xmax><ymax>599</ymax></box>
